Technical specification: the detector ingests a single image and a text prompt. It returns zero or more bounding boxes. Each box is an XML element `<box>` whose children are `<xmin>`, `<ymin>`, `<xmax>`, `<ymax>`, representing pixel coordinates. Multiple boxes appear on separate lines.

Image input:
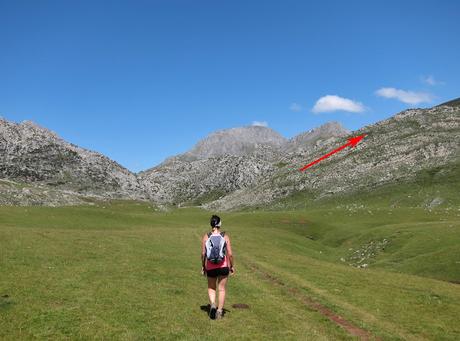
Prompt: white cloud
<box><xmin>290</xmin><ymin>103</ymin><xmax>302</xmax><ymax>112</ymax></box>
<box><xmin>420</xmin><ymin>75</ymin><xmax>444</xmax><ymax>86</ymax></box>
<box><xmin>312</xmin><ymin>95</ymin><xmax>365</xmax><ymax>113</ymax></box>
<box><xmin>252</xmin><ymin>121</ymin><xmax>268</xmax><ymax>127</ymax></box>
<box><xmin>375</xmin><ymin>87</ymin><xmax>433</xmax><ymax>105</ymax></box>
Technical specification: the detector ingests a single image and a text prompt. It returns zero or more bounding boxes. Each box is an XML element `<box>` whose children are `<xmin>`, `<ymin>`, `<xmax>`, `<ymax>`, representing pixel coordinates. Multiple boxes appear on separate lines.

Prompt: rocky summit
<box><xmin>282</xmin><ymin>121</ymin><xmax>350</xmax><ymax>154</ymax></box>
<box><xmin>173</xmin><ymin>125</ymin><xmax>287</xmax><ymax>161</ymax></box>
<box><xmin>0</xmin><ymin>100</ymin><xmax>459</xmax><ymax>208</ymax></box>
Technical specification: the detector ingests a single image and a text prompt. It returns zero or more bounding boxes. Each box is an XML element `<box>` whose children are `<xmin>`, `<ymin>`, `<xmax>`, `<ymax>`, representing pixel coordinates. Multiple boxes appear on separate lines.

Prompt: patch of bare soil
<box><xmin>232</xmin><ymin>303</ymin><xmax>250</xmax><ymax>309</ymax></box>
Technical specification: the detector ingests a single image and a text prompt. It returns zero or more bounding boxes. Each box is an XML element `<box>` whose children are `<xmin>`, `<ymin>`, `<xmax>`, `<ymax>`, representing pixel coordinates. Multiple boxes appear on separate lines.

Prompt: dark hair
<box><xmin>210</xmin><ymin>215</ymin><xmax>221</xmax><ymax>228</ymax></box>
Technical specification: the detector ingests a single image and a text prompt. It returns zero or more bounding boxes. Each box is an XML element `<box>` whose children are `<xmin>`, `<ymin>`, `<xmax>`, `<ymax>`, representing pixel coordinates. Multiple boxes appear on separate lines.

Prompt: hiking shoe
<box><xmin>216</xmin><ymin>309</ymin><xmax>223</xmax><ymax>320</ymax></box>
<box><xmin>209</xmin><ymin>304</ymin><xmax>217</xmax><ymax>320</ymax></box>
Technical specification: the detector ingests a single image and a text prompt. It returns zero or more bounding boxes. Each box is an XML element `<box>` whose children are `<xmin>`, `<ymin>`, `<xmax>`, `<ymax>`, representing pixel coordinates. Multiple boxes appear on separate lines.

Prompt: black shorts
<box><xmin>206</xmin><ymin>267</ymin><xmax>230</xmax><ymax>278</ymax></box>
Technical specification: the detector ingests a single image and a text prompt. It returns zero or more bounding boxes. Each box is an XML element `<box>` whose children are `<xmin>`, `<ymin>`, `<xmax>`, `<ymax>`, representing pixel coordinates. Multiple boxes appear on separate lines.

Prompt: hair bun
<box><xmin>210</xmin><ymin>215</ymin><xmax>221</xmax><ymax>227</ymax></box>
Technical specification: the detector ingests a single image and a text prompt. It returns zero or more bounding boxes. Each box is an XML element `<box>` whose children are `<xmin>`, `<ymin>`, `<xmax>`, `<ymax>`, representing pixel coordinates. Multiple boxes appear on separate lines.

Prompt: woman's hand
<box><xmin>201</xmin><ymin>267</ymin><xmax>206</xmax><ymax>276</ymax></box>
<box><xmin>230</xmin><ymin>266</ymin><xmax>235</xmax><ymax>276</ymax></box>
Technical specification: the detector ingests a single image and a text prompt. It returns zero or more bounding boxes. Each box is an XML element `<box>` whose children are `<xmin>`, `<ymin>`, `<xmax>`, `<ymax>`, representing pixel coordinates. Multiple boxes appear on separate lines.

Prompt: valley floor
<box><xmin>1</xmin><ymin>202</ymin><xmax>459</xmax><ymax>340</ymax></box>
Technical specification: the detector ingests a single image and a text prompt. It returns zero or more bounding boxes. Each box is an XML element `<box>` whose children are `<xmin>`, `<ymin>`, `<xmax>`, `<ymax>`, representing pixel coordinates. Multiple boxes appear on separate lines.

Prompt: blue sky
<box><xmin>1</xmin><ymin>0</ymin><xmax>459</xmax><ymax>172</ymax></box>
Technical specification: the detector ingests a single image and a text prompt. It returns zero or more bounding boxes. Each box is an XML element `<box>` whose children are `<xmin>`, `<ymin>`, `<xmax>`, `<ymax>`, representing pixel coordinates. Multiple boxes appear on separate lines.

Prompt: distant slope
<box><xmin>140</xmin><ymin>103</ymin><xmax>460</xmax><ymax>209</ymax></box>
<box><xmin>1</xmin><ymin>99</ymin><xmax>459</xmax><ymax>208</ymax></box>
<box><xmin>138</xmin><ymin>155</ymin><xmax>276</xmax><ymax>205</ymax></box>
<box><xmin>138</xmin><ymin>122</ymin><xmax>350</xmax><ymax>204</ymax></box>
<box><xmin>436</xmin><ymin>97</ymin><xmax>460</xmax><ymax>107</ymax></box>
<box><xmin>207</xmin><ymin>104</ymin><xmax>460</xmax><ymax>210</ymax></box>
<box><xmin>0</xmin><ymin>118</ymin><xmax>147</xmax><ymax>204</ymax></box>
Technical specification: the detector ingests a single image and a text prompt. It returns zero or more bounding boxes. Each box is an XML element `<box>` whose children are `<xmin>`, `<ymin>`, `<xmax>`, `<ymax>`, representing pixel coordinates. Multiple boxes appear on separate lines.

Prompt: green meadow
<box><xmin>1</xmin><ymin>200</ymin><xmax>460</xmax><ymax>340</ymax></box>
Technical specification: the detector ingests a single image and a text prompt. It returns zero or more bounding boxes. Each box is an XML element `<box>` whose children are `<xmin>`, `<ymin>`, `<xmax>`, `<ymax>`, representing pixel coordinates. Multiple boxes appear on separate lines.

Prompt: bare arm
<box><xmin>201</xmin><ymin>234</ymin><xmax>207</xmax><ymax>272</ymax></box>
<box><xmin>225</xmin><ymin>235</ymin><xmax>234</xmax><ymax>273</ymax></box>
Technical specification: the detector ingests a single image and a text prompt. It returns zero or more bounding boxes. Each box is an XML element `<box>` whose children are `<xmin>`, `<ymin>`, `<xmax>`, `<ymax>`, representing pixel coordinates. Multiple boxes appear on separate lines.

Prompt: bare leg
<box><xmin>207</xmin><ymin>277</ymin><xmax>217</xmax><ymax>305</ymax></box>
<box><xmin>217</xmin><ymin>276</ymin><xmax>228</xmax><ymax>311</ymax></box>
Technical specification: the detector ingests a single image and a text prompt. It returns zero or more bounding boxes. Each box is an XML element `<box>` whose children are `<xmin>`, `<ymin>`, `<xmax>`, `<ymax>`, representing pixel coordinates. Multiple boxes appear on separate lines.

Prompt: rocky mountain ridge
<box><xmin>0</xmin><ymin>118</ymin><xmax>147</xmax><ymax>205</ymax></box>
<box><xmin>138</xmin><ymin>121</ymin><xmax>351</xmax><ymax>205</ymax></box>
<box><xmin>207</xmin><ymin>105</ymin><xmax>459</xmax><ymax>210</ymax></box>
<box><xmin>1</xmin><ymin>99</ymin><xmax>459</xmax><ymax>208</ymax></box>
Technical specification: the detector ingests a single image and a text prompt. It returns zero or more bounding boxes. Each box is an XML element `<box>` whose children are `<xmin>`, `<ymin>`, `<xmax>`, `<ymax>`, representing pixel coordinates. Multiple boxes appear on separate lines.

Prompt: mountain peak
<box><xmin>178</xmin><ymin>125</ymin><xmax>287</xmax><ymax>160</ymax></box>
<box><xmin>316</xmin><ymin>121</ymin><xmax>350</xmax><ymax>132</ymax></box>
<box><xmin>284</xmin><ymin>121</ymin><xmax>350</xmax><ymax>153</ymax></box>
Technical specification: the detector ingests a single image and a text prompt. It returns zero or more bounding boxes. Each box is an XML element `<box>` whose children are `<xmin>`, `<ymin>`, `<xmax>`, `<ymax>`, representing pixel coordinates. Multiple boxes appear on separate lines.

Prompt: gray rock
<box><xmin>139</xmin><ymin>121</ymin><xmax>350</xmax><ymax>207</ymax></box>
<box><xmin>427</xmin><ymin>197</ymin><xmax>444</xmax><ymax>208</ymax></box>
<box><xmin>175</xmin><ymin>125</ymin><xmax>287</xmax><ymax>161</ymax></box>
<box><xmin>282</xmin><ymin>121</ymin><xmax>350</xmax><ymax>153</ymax></box>
<box><xmin>206</xmin><ymin>105</ymin><xmax>460</xmax><ymax>210</ymax></box>
<box><xmin>1</xmin><ymin>102</ymin><xmax>459</xmax><ymax>209</ymax></box>
<box><xmin>0</xmin><ymin>118</ymin><xmax>148</xmax><ymax>205</ymax></box>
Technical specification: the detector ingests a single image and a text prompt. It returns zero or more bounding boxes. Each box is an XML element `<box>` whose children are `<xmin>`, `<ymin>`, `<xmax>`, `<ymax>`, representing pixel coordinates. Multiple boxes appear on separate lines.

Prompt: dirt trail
<box><xmin>244</xmin><ymin>260</ymin><xmax>380</xmax><ymax>341</ymax></box>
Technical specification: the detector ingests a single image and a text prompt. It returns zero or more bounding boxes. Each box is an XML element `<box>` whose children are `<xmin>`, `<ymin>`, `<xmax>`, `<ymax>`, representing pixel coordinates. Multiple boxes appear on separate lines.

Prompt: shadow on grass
<box><xmin>200</xmin><ymin>304</ymin><xmax>230</xmax><ymax>317</ymax></box>
<box><xmin>0</xmin><ymin>294</ymin><xmax>14</xmax><ymax>311</ymax></box>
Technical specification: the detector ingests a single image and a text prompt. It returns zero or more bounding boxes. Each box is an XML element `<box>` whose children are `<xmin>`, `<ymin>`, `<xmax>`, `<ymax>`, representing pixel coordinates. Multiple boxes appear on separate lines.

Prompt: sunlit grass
<box><xmin>1</xmin><ymin>201</ymin><xmax>459</xmax><ymax>339</ymax></box>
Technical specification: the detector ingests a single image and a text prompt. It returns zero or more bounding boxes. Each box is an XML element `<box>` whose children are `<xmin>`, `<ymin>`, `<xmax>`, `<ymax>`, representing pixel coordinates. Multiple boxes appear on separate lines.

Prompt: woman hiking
<box><xmin>201</xmin><ymin>215</ymin><xmax>234</xmax><ymax>320</ymax></box>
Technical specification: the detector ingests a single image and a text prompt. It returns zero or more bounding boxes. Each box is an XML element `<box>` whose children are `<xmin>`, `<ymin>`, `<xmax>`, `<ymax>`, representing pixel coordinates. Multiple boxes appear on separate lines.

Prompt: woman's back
<box><xmin>201</xmin><ymin>215</ymin><xmax>234</xmax><ymax>320</ymax></box>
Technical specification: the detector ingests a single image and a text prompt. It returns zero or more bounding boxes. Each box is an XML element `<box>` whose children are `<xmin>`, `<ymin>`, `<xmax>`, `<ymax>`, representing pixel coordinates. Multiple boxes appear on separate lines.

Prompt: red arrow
<box><xmin>299</xmin><ymin>134</ymin><xmax>366</xmax><ymax>172</ymax></box>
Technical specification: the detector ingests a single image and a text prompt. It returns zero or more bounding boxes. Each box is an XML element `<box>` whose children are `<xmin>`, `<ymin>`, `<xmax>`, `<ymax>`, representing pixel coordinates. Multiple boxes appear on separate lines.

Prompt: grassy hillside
<box><xmin>272</xmin><ymin>160</ymin><xmax>460</xmax><ymax>210</ymax></box>
<box><xmin>1</xmin><ymin>201</ymin><xmax>459</xmax><ymax>339</ymax></box>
